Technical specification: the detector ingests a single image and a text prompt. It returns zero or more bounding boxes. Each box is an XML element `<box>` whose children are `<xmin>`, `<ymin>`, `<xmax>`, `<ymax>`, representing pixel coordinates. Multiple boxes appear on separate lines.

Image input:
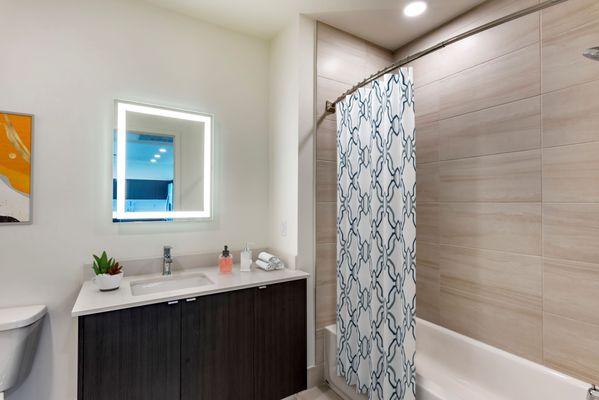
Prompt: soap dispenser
<box><xmin>240</xmin><ymin>243</ymin><xmax>252</xmax><ymax>272</ymax></box>
<box><xmin>219</xmin><ymin>245</ymin><xmax>233</xmax><ymax>274</ymax></box>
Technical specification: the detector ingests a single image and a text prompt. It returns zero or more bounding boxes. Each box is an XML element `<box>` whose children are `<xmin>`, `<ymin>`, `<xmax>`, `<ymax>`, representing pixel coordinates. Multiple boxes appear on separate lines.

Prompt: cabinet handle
<box><xmin>258</xmin><ymin>285</ymin><xmax>267</xmax><ymax>290</ymax></box>
<box><xmin>186</xmin><ymin>298</ymin><xmax>197</xmax><ymax>302</ymax></box>
<box><xmin>167</xmin><ymin>300</ymin><xmax>179</xmax><ymax>305</ymax></box>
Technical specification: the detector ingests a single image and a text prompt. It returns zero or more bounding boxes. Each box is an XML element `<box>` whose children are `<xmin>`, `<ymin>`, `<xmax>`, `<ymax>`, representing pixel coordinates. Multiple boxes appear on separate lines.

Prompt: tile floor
<box><xmin>294</xmin><ymin>385</ymin><xmax>342</xmax><ymax>400</ymax></box>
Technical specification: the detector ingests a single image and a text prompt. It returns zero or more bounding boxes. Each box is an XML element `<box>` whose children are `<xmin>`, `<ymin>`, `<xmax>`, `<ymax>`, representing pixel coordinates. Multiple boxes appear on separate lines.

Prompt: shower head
<box><xmin>583</xmin><ymin>47</ymin><xmax>599</xmax><ymax>61</ymax></box>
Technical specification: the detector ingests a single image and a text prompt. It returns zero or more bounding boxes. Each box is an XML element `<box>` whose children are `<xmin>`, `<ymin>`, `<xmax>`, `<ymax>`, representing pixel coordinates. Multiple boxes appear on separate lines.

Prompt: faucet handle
<box><xmin>163</xmin><ymin>245</ymin><xmax>172</xmax><ymax>256</ymax></box>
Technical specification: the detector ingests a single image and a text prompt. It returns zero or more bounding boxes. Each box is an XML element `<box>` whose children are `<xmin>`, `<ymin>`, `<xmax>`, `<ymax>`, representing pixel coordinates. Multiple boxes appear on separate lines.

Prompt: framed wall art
<box><xmin>0</xmin><ymin>111</ymin><xmax>32</xmax><ymax>224</ymax></box>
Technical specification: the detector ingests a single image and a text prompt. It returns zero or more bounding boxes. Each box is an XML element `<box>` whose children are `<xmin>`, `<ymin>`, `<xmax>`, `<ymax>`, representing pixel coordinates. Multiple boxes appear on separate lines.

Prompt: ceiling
<box><xmin>144</xmin><ymin>0</ymin><xmax>487</xmax><ymax>50</ymax></box>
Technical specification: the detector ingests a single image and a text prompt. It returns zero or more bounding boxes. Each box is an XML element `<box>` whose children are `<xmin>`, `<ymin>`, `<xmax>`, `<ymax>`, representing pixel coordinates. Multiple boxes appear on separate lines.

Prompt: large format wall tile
<box><xmin>317</xmin><ymin>24</ymin><xmax>367</xmax><ymax>85</ymax></box>
<box><xmin>544</xmin><ymin>313</ymin><xmax>599</xmax><ymax>383</ymax></box>
<box><xmin>543</xmin><ymin>142</ymin><xmax>599</xmax><ymax>203</ymax></box>
<box><xmin>439</xmin><ymin>150</ymin><xmax>541</xmax><ymax>202</ymax></box>
<box><xmin>417</xmin><ymin>162</ymin><xmax>439</xmax><ymax>203</ymax></box>
<box><xmin>416</xmin><ymin>120</ymin><xmax>439</xmax><ymax>164</ymax></box>
<box><xmin>316</xmin><ymin>118</ymin><xmax>337</xmax><ymax>162</ymax></box>
<box><xmin>440</xmin><ymin>203</ymin><xmax>541</xmax><ymax>255</ymax></box>
<box><xmin>415</xmin><ymin>81</ymin><xmax>440</xmax><ymax>124</ymax></box>
<box><xmin>439</xmin><ymin>97</ymin><xmax>540</xmax><ymax>160</ymax></box>
<box><xmin>438</xmin><ymin>44</ymin><xmax>540</xmax><ymax>119</ymax></box>
<box><xmin>543</xmin><ymin>204</ymin><xmax>599</xmax><ymax>264</ymax></box>
<box><xmin>544</xmin><ymin>258</ymin><xmax>599</xmax><ymax>326</ymax></box>
<box><xmin>542</xmin><ymin>21</ymin><xmax>599</xmax><ymax>93</ymax></box>
<box><xmin>316</xmin><ymin>160</ymin><xmax>337</xmax><ymax>203</ymax></box>
<box><xmin>365</xmin><ymin>44</ymin><xmax>394</xmax><ymax>78</ymax></box>
<box><xmin>316</xmin><ymin>202</ymin><xmax>337</xmax><ymax>244</ymax></box>
<box><xmin>541</xmin><ymin>0</ymin><xmax>599</xmax><ymax>41</ymax></box>
<box><xmin>317</xmin><ymin>76</ymin><xmax>351</xmax><ymax>122</ymax></box>
<box><xmin>440</xmin><ymin>245</ymin><xmax>542</xmax><ymax>310</ymax></box>
<box><xmin>542</xmin><ymin>79</ymin><xmax>599</xmax><ymax>147</ymax></box>
<box><xmin>440</xmin><ymin>13</ymin><xmax>539</xmax><ymax>80</ymax></box>
<box><xmin>316</xmin><ymin>243</ymin><xmax>337</xmax><ymax>287</ymax></box>
<box><xmin>316</xmin><ymin>283</ymin><xmax>336</xmax><ymax>329</ymax></box>
<box><xmin>440</xmin><ymin>286</ymin><xmax>542</xmax><ymax>362</ymax></box>
<box><xmin>406</xmin><ymin>50</ymin><xmax>444</xmax><ymax>89</ymax></box>
<box><xmin>417</xmin><ymin>242</ymin><xmax>440</xmax><ymax>323</ymax></box>
<box><xmin>417</xmin><ymin>203</ymin><xmax>439</xmax><ymax>244</ymax></box>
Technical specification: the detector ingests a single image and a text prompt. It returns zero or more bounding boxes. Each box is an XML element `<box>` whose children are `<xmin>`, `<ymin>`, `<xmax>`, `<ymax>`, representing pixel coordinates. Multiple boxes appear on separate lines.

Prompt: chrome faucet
<box><xmin>163</xmin><ymin>246</ymin><xmax>173</xmax><ymax>276</ymax></box>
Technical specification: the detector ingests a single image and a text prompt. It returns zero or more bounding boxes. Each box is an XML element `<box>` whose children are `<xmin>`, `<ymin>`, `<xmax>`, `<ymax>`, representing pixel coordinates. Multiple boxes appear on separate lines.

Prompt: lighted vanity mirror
<box><xmin>112</xmin><ymin>101</ymin><xmax>212</xmax><ymax>222</ymax></box>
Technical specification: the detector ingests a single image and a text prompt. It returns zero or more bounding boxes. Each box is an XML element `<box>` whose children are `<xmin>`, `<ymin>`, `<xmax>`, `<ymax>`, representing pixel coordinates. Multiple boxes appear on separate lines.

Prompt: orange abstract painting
<box><xmin>0</xmin><ymin>112</ymin><xmax>32</xmax><ymax>223</ymax></box>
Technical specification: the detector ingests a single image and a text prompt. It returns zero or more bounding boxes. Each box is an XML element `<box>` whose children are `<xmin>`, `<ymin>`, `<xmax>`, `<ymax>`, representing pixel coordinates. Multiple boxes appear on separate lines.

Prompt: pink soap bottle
<box><xmin>219</xmin><ymin>245</ymin><xmax>233</xmax><ymax>274</ymax></box>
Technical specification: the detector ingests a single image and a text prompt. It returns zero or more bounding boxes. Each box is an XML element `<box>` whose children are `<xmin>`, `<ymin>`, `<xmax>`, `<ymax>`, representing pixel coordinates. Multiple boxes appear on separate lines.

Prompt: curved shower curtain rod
<box><xmin>324</xmin><ymin>0</ymin><xmax>570</xmax><ymax>114</ymax></box>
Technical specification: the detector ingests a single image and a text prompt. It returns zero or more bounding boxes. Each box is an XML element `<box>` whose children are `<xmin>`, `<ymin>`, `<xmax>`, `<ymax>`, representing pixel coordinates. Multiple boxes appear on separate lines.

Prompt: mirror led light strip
<box><xmin>114</xmin><ymin>101</ymin><xmax>212</xmax><ymax>220</ymax></box>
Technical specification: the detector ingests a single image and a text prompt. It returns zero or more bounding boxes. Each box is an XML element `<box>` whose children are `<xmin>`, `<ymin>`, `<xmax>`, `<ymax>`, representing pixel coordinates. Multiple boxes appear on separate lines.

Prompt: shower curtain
<box><xmin>336</xmin><ymin>69</ymin><xmax>416</xmax><ymax>400</ymax></box>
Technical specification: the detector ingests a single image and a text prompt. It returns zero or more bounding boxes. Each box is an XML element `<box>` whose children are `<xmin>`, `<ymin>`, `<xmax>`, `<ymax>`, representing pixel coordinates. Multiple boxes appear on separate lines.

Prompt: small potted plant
<box><xmin>92</xmin><ymin>251</ymin><xmax>123</xmax><ymax>291</ymax></box>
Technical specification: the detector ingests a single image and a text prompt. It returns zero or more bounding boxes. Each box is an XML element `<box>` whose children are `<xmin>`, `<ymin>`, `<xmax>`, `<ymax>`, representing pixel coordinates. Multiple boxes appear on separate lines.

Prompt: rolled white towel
<box><xmin>258</xmin><ymin>251</ymin><xmax>285</xmax><ymax>269</ymax></box>
<box><xmin>258</xmin><ymin>251</ymin><xmax>277</xmax><ymax>263</ymax></box>
<box><xmin>256</xmin><ymin>259</ymin><xmax>276</xmax><ymax>271</ymax></box>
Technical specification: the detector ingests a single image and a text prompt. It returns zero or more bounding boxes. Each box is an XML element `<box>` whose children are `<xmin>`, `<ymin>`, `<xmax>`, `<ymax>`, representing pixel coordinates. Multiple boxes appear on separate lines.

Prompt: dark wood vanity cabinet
<box><xmin>180</xmin><ymin>286</ymin><xmax>255</xmax><ymax>399</ymax></box>
<box><xmin>78</xmin><ymin>278</ymin><xmax>307</xmax><ymax>400</ymax></box>
<box><xmin>77</xmin><ymin>301</ymin><xmax>182</xmax><ymax>400</ymax></box>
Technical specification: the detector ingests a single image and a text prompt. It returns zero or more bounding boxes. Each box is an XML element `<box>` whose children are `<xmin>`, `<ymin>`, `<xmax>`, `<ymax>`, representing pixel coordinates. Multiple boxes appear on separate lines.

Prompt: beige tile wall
<box><xmin>315</xmin><ymin>0</ymin><xmax>599</xmax><ymax>385</ymax></box>
<box><xmin>314</xmin><ymin>23</ymin><xmax>394</xmax><ymax>382</ymax></box>
<box><xmin>394</xmin><ymin>0</ymin><xmax>599</xmax><ymax>384</ymax></box>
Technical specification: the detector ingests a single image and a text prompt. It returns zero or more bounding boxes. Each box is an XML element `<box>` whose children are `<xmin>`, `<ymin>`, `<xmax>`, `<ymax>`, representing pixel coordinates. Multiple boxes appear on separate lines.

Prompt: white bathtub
<box><xmin>324</xmin><ymin>318</ymin><xmax>590</xmax><ymax>400</ymax></box>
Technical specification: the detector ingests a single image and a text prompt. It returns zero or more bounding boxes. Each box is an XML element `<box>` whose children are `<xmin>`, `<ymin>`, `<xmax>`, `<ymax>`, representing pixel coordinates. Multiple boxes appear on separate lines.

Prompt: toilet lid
<box><xmin>0</xmin><ymin>305</ymin><xmax>47</xmax><ymax>331</ymax></box>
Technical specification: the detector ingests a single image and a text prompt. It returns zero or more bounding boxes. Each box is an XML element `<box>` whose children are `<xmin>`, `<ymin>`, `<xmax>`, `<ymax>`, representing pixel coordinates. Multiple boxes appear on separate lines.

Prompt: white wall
<box><xmin>0</xmin><ymin>0</ymin><xmax>270</xmax><ymax>399</ymax></box>
<box><xmin>268</xmin><ymin>14</ymin><xmax>316</xmax><ymax>368</ymax></box>
<box><xmin>268</xmin><ymin>21</ymin><xmax>299</xmax><ymax>257</ymax></box>
<box><xmin>297</xmin><ymin>15</ymin><xmax>317</xmax><ymax>369</ymax></box>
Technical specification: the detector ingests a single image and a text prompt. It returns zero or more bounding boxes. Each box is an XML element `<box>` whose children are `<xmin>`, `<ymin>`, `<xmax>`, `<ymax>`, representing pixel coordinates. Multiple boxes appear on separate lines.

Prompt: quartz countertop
<box><xmin>72</xmin><ymin>265</ymin><xmax>309</xmax><ymax>317</ymax></box>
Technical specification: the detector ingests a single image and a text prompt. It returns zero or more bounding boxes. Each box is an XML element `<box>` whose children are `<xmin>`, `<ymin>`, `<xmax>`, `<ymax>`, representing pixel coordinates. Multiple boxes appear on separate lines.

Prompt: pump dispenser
<box><xmin>240</xmin><ymin>243</ymin><xmax>253</xmax><ymax>272</ymax></box>
<box><xmin>219</xmin><ymin>245</ymin><xmax>233</xmax><ymax>274</ymax></box>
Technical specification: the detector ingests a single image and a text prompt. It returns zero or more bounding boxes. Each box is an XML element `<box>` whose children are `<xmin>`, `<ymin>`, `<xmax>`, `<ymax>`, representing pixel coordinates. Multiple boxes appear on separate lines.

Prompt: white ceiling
<box><xmin>144</xmin><ymin>0</ymin><xmax>487</xmax><ymax>50</ymax></box>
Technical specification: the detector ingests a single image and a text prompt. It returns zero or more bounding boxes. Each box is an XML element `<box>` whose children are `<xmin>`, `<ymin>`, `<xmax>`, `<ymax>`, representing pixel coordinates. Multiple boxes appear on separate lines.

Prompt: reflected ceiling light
<box><xmin>159</xmin><ymin>148</ymin><xmax>167</xmax><ymax>153</ymax></box>
<box><xmin>154</xmin><ymin>154</ymin><xmax>161</xmax><ymax>158</ymax></box>
<box><xmin>150</xmin><ymin>159</ymin><xmax>157</xmax><ymax>163</ymax></box>
<box><xmin>404</xmin><ymin>1</ymin><xmax>427</xmax><ymax>17</ymax></box>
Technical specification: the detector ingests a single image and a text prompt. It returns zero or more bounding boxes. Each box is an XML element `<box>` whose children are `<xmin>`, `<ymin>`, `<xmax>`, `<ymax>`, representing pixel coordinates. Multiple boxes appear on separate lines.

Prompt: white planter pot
<box><xmin>93</xmin><ymin>272</ymin><xmax>123</xmax><ymax>291</ymax></box>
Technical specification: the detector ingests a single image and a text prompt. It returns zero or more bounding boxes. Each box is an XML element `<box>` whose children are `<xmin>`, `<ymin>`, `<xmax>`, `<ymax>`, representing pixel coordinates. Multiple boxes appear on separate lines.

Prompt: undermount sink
<box><xmin>130</xmin><ymin>273</ymin><xmax>213</xmax><ymax>296</ymax></box>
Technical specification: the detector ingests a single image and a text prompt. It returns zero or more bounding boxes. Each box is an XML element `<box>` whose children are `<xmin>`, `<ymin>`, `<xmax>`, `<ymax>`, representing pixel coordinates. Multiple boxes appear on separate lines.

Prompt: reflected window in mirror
<box><xmin>112</xmin><ymin>101</ymin><xmax>212</xmax><ymax>222</ymax></box>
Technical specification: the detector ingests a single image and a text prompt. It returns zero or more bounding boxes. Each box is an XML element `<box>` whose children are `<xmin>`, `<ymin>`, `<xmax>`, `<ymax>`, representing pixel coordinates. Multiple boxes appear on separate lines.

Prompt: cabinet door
<box><xmin>254</xmin><ymin>279</ymin><xmax>307</xmax><ymax>400</ymax></box>
<box><xmin>181</xmin><ymin>289</ymin><xmax>255</xmax><ymax>400</ymax></box>
<box><xmin>78</xmin><ymin>301</ymin><xmax>181</xmax><ymax>400</ymax></box>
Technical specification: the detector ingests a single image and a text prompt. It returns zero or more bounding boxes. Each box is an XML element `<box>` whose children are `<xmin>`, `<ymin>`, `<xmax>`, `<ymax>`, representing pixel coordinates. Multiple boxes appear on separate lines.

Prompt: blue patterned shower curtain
<box><xmin>336</xmin><ymin>69</ymin><xmax>416</xmax><ymax>400</ymax></box>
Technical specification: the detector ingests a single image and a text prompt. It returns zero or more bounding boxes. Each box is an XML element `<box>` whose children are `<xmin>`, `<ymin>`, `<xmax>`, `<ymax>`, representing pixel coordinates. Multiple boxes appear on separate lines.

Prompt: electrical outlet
<box><xmin>281</xmin><ymin>221</ymin><xmax>287</xmax><ymax>237</ymax></box>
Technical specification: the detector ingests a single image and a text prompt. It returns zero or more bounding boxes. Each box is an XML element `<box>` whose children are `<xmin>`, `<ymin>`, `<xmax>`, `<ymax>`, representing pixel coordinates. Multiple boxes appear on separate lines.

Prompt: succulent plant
<box><xmin>92</xmin><ymin>251</ymin><xmax>123</xmax><ymax>276</ymax></box>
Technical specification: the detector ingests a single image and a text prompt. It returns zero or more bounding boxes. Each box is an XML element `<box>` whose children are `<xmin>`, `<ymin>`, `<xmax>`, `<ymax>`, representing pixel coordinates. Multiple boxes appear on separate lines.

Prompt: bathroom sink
<box><xmin>130</xmin><ymin>273</ymin><xmax>213</xmax><ymax>296</ymax></box>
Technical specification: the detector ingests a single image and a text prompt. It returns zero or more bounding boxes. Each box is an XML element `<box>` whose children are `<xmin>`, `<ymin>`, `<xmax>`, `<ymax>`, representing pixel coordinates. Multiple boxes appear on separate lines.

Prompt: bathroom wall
<box><xmin>394</xmin><ymin>0</ymin><xmax>599</xmax><ymax>384</ymax></box>
<box><xmin>314</xmin><ymin>23</ymin><xmax>394</xmax><ymax>381</ymax></box>
<box><xmin>0</xmin><ymin>0</ymin><xmax>271</xmax><ymax>399</ymax></box>
<box><xmin>268</xmin><ymin>14</ymin><xmax>318</xmax><ymax>371</ymax></box>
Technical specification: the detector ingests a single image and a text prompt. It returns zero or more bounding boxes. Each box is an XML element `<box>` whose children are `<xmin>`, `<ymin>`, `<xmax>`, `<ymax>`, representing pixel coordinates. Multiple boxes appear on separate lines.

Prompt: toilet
<box><xmin>0</xmin><ymin>305</ymin><xmax>46</xmax><ymax>399</ymax></box>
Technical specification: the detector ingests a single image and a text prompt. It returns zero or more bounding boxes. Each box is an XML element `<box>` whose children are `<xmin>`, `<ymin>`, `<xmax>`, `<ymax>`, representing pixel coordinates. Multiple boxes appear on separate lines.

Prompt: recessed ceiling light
<box><xmin>154</xmin><ymin>154</ymin><xmax>161</xmax><ymax>158</ymax></box>
<box><xmin>404</xmin><ymin>1</ymin><xmax>427</xmax><ymax>17</ymax></box>
<box><xmin>159</xmin><ymin>148</ymin><xmax>167</xmax><ymax>153</ymax></box>
<box><xmin>150</xmin><ymin>159</ymin><xmax>157</xmax><ymax>163</ymax></box>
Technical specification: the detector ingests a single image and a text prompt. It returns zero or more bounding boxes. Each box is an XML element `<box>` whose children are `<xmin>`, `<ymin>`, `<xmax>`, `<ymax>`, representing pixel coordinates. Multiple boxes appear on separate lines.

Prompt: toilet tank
<box><xmin>0</xmin><ymin>305</ymin><xmax>46</xmax><ymax>393</ymax></box>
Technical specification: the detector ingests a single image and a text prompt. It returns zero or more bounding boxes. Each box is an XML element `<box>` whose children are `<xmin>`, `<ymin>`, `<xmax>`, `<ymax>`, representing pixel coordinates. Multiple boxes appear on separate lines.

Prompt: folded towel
<box><xmin>256</xmin><ymin>260</ymin><xmax>278</xmax><ymax>271</ymax></box>
<box><xmin>257</xmin><ymin>251</ymin><xmax>285</xmax><ymax>270</ymax></box>
<box><xmin>258</xmin><ymin>251</ymin><xmax>277</xmax><ymax>263</ymax></box>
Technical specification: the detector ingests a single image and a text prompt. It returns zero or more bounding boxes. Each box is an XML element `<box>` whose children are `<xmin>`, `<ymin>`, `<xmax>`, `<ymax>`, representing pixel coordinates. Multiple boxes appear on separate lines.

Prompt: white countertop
<box><xmin>72</xmin><ymin>265</ymin><xmax>309</xmax><ymax>317</ymax></box>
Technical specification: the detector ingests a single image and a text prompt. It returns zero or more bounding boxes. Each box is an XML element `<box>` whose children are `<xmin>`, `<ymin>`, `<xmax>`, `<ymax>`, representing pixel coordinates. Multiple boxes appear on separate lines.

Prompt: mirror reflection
<box><xmin>112</xmin><ymin>101</ymin><xmax>212</xmax><ymax>222</ymax></box>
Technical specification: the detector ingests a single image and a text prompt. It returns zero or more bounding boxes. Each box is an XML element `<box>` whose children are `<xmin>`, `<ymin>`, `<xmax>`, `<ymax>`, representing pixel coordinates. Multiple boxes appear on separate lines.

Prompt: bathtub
<box><xmin>324</xmin><ymin>318</ymin><xmax>590</xmax><ymax>400</ymax></box>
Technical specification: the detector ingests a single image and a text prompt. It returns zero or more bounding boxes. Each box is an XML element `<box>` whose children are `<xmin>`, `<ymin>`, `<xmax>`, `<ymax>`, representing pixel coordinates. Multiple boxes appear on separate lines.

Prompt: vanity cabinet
<box><xmin>77</xmin><ymin>301</ymin><xmax>182</xmax><ymax>400</ymax></box>
<box><xmin>78</xmin><ymin>278</ymin><xmax>307</xmax><ymax>400</ymax></box>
